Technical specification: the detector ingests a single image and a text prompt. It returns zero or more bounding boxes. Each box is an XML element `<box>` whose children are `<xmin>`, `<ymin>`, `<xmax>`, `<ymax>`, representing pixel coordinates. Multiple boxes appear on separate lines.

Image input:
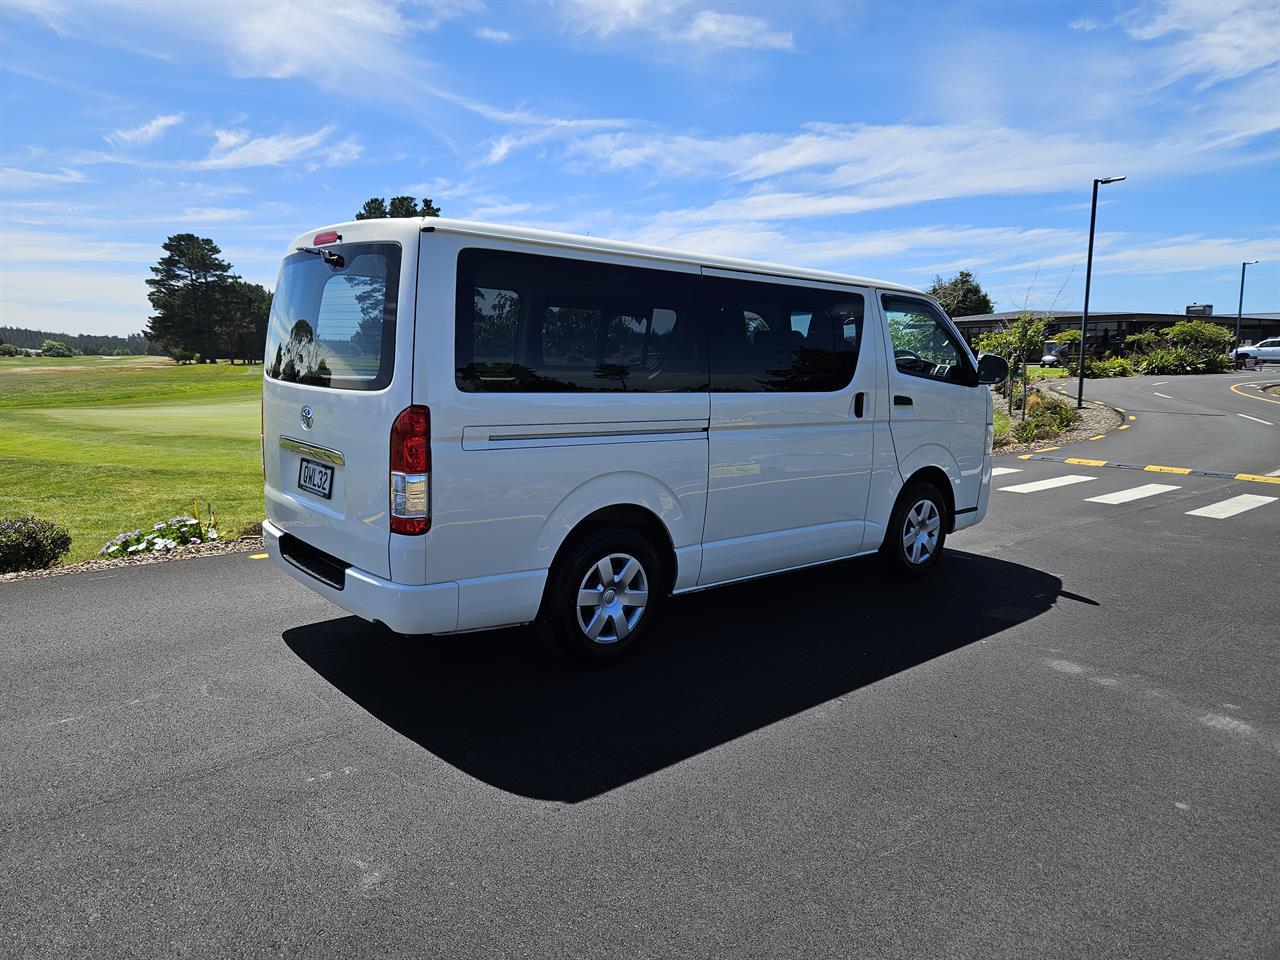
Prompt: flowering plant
<box><xmin>99</xmin><ymin>502</ymin><xmax>219</xmax><ymax>558</ymax></box>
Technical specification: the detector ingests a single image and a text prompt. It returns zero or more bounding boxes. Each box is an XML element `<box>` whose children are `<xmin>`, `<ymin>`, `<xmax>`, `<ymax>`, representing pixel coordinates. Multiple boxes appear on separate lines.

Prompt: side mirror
<box><xmin>976</xmin><ymin>353</ymin><xmax>1009</xmax><ymax>385</ymax></box>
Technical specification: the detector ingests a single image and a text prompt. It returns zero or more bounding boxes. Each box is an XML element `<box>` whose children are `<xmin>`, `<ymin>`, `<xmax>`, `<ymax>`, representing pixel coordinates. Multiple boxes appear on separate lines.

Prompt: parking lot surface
<box><xmin>2</xmin><ymin>374</ymin><xmax>1277</xmax><ymax>959</ymax></box>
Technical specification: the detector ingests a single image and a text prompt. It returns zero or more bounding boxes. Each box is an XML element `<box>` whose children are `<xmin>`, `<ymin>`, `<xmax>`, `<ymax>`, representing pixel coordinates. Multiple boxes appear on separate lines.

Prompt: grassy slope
<box><xmin>0</xmin><ymin>357</ymin><xmax>262</xmax><ymax>563</ymax></box>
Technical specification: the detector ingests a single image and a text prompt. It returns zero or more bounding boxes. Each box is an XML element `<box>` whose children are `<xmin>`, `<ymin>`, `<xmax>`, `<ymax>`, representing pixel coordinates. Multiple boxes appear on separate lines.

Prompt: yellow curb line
<box><xmin>249</xmin><ymin>553</ymin><xmax>269</xmax><ymax>559</ymax></box>
<box><xmin>1128</xmin><ymin>415</ymin><xmax>1137</xmax><ymax>420</ymax></box>
<box><xmin>1088</xmin><ymin>434</ymin><xmax>1105</xmax><ymax>440</ymax></box>
<box><xmin>1117</xmin><ymin>424</ymin><xmax>1130</xmax><ymax>430</ymax></box>
<box><xmin>1235</xmin><ymin>473</ymin><xmax>1280</xmax><ymax>485</ymax></box>
<box><xmin>1230</xmin><ymin>382</ymin><xmax>1280</xmax><ymax>407</ymax></box>
<box><xmin>1066</xmin><ymin>458</ymin><xmax>1107</xmax><ymax>466</ymax></box>
<box><xmin>1145</xmin><ymin>465</ymin><xmax>1192</xmax><ymax>475</ymax></box>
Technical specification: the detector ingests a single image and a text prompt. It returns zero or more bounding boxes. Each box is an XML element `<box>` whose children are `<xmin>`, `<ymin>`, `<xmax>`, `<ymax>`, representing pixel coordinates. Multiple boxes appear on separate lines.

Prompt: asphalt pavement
<box><xmin>1</xmin><ymin>372</ymin><xmax>1277</xmax><ymax>959</ymax></box>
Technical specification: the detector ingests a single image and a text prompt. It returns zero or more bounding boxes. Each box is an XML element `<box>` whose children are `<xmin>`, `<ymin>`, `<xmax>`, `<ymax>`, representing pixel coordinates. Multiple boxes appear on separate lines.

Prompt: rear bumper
<box><xmin>263</xmin><ymin>519</ymin><xmax>459</xmax><ymax>634</ymax></box>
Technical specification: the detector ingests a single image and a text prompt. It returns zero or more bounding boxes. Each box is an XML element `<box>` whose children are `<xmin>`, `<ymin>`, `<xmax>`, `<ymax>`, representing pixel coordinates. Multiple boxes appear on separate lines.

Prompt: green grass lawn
<box><xmin>1027</xmin><ymin>364</ymin><xmax>1068</xmax><ymax>379</ymax></box>
<box><xmin>993</xmin><ymin>408</ymin><xmax>1011</xmax><ymax>444</ymax></box>
<box><xmin>0</xmin><ymin>356</ymin><xmax>263</xmax><ymax>563</ymax></box>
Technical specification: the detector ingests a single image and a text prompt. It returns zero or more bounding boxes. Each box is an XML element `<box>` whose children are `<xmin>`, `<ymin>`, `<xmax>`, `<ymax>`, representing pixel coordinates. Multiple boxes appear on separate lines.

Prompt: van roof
<box><xmin>299</xmin><ymin>216</ymin><xmax>926</xmax><ymax>297</ymax></box>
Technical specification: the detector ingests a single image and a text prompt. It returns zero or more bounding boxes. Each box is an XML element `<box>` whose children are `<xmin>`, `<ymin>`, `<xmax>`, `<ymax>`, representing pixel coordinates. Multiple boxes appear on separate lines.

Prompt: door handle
<box><xmin>854</xmin><ymin>392</ymin><xmax>865</xmax><ymax>418</ymax></box>
<box><xmin>894</xmin><ymin>395</ymin><xmax>914</xmax><ymax>406</ymax></box>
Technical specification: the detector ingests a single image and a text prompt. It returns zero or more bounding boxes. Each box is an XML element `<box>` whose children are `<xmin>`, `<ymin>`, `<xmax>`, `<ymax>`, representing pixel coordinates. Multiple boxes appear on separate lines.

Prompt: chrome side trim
<box><xmin>490</xmin><ymin>425</ymin><xmax>706</xmax><ymax>442</ymax></box>
<box><xmin>280</xmin><ymin>436</ymin><xmax>346</xmax><ymax>465</ymax></box>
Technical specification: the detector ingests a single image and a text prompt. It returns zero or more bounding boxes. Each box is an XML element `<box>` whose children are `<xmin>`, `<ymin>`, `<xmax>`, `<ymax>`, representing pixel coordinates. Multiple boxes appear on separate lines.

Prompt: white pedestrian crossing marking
<box><xmin>991</xmin><ymin>467</ymin><xmax>1022</xmax><ymax>476</ymax></box>
<box><xmin>999</xmin><ymin>475</ymin><xmax>1096</xmax><ymax>494</ymax></box>
<box><xmin>1186</xmin><ymin>494</ymin><xmax>1278</xmax><ymax>519</ymax></box>
<box><xmin>1086</xmin><ymin>483</ymin><xmax>1181</xmax><ymax>504</ymax></box>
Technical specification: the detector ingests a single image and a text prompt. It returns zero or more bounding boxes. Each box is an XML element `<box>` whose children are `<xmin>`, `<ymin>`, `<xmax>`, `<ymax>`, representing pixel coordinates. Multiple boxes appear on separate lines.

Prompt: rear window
<box><xmin>265</xmin><ymin>241</ymin><xmax>401</xmax><ymax>391</ymax></box>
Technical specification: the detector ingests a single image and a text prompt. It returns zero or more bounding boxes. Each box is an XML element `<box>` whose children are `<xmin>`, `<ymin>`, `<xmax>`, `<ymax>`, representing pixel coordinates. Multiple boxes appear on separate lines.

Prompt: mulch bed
<box><xmin>1</xmin><ymin>535</ymin><xmax>266</xmax><ymax>584</ymax></box>
<box><xmin>993</xmin><ymin>383</ymin><xmax>1124</xmax><ymax>457</ymax></box>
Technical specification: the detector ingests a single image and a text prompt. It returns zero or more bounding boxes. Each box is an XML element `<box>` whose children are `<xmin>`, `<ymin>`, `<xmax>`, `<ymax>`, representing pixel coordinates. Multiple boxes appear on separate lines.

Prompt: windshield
<box><xmin>265</xmin><ymin>241</ymin><xmax>401</xmax><ymax>391</ymax></box>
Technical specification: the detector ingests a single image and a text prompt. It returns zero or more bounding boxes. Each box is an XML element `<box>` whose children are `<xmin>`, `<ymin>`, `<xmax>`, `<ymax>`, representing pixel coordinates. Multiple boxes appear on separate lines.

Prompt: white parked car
<box><xmin>261</xmin><ymin>218</ymin><xmax>1008</xmax><ymax>661</ymax></box>
<box><xmin>1231</xmin><ymin>338</ymin><xmax>1280</xmax><ymax>363</ymax></box>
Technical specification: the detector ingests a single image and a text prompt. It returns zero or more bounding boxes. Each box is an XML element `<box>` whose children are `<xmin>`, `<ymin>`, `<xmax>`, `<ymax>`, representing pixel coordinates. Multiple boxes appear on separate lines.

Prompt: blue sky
<box><xmin>1</xmin><ymin>0</ymin><xmax>1277</xmax><ymax>336</ymax></box>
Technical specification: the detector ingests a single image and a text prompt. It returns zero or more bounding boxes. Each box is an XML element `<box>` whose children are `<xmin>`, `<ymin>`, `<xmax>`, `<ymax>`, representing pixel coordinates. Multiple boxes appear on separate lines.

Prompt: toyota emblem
<box><xmin>300</xmin><ymin>405</ymin><xmax>314</xmax><ymax>430</ymax></box>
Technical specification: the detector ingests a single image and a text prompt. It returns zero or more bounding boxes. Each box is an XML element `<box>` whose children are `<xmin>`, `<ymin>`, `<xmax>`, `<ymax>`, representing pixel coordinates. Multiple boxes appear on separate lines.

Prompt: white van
<box><xmin>262</xmin><ymin>218</ymin><xmax>1008</xmax><ymax>661</ymax></box>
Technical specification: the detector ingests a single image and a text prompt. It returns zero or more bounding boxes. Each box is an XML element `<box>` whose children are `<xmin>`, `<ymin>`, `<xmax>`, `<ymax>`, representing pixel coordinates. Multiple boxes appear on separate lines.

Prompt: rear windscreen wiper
<box><xmin>295</xmin><ymin>245</ymin><xmax>344</xmax><ymax>268</ymax></box>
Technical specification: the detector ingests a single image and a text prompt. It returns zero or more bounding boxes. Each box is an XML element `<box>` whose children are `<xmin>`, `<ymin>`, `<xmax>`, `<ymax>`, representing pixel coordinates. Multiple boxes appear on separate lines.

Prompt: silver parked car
<box><xmin>1231</xmin><ymin>338</ymin><xmax>1280</xmax><ymax>364</ymax></box>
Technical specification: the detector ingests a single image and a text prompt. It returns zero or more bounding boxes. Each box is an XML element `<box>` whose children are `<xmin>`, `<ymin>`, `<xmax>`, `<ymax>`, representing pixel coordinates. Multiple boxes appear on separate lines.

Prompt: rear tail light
<box><xmin>390</xmin><ymin>405</ymin><xmax>429</xmax><ymax>535</ymax></box>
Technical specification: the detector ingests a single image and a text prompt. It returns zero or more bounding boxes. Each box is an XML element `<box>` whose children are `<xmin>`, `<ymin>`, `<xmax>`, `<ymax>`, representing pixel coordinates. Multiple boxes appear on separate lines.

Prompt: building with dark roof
<box><xmin>951</xmin><ymin>309</ymin><xmax>1280</xmax><ymax>350</ymax></box>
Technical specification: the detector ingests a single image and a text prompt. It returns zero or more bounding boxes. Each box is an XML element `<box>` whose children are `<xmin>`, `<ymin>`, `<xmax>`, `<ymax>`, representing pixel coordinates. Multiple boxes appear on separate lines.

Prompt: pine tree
<box><xmin>145</xmin><ymin>234</ymin><xmax>238</xmax><ymax>362</ymax></box>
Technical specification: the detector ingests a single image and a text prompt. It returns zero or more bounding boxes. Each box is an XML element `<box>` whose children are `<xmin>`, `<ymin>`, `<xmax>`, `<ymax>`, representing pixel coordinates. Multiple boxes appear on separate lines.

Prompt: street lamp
<box><xmin>1235</xmin><ymin>260</ymin><xmax>1259</xmax><ymax>353</ymax></box>
<box><xmin>1076</xmin><ymin>175</ymin><xmax>1126</xmax><ymax>409</ymax></box>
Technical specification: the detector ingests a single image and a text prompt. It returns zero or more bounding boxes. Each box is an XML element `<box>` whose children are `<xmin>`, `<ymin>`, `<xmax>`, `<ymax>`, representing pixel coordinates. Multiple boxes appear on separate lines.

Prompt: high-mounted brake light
<box><xmin>390</xmin><ymin>405</ymin><xmax>430</xmax><ymax>535</ymax></box>
<box><xmin>313</xmin><ymin>231</ymin><xmax>341</xmax><ymax>245</ymax></box>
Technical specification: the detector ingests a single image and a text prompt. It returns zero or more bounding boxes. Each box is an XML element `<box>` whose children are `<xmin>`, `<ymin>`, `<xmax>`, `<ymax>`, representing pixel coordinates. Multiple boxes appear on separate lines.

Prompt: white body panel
<box><xmin>699</xmin><ymin>268</ymin><xmax>880</xmax><ymax>585</ymax></box>
<box><xmin>262</xmin><ymin>218</ymin><xmax>994</xmax><ymax>635</ymax></box>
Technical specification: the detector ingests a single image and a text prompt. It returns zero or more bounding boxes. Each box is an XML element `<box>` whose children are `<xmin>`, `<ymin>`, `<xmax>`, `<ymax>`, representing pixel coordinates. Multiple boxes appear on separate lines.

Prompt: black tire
<box><xmin>542</xmin><ymin>526</ymin><xmax>665</xmax><ymax>665</ymax></box>
<box><xmin>880</xmin><ymin>481</ymin><xmax>949</xmax><ymax>580</ymax></box>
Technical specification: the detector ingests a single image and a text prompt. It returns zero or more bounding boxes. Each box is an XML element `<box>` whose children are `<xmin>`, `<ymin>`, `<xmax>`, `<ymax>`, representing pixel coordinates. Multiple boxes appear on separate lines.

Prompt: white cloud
<box><xmin>0</xmin><ymin>166</ymin><xmax>88</xmax><ymax>188</ymax></box>
<box><xmin>674</xmin><ymin>10</ymin><xmax>794</xmax><ymax>50</ymax></box>
<box><xmin>557</xmin><ymin>0</ymin><xmax>794</xmax><ymax>52</ymax></box>
<box><xmin>179</xmin><ymin>206</ymin><xmax>248</xmax><ymax>222</ymax></box>
<box><xmin>1068</xmin><ymin>18</ymin><xmax>1101</xmax><ymax>32</ymax></box>
<box><xmin>195</xmin><ymin>125</ymin><xmax>359</xmax><ymax>170</ymax></box>
<box><xmin>104</xmin><ymin>112</ymin><xmax>184</xmax><ymax>148</ymax></box>
<box><xmin>465</xmin><ymin>201</ymin><xmax>534</xmax><ymax>220</ymax></box>
<box><xmin>475</xmin><ymin>26</ymin><xmax>514</xmax><ymax>43</ymax></box>
<box><xmin>561</xmin><ymin>107</ymin><xmax>1280</xmax><ymax>228</ymax></box>
<box><xmin>997</xmin><ymin>231</ymin><xmax>1280</xmax><ymax>276</ymax></box>
<box><xmin>1126</xmin><ymin>0</ymin><xmax>1280</xmax><ymax>89</ymax></box>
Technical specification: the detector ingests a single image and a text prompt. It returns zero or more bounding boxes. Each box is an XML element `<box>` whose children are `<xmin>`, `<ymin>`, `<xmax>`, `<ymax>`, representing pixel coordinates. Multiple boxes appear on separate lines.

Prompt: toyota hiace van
<box><xmin>262</xmin><ymin>218</ymin><xmax>1008</xmax><ymax>661</ymax></box>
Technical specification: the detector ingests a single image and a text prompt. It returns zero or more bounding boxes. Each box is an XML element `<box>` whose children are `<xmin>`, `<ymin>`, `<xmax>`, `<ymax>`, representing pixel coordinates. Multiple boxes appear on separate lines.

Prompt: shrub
<box><xmin>1067</xmin><ymin>356</ymin><xmax>1134</xmax><ymax>378</ymax></box>
<box><xmin>1165</xmin><ymin>320</ymin><xmax>1232</xmax><ymax>356</ymax></box>
<box><xmin>1041</xmin><ymin>394</ymin><xmax>1078</xmax><ymax>430</ymax></box>
<box><xmin>1007</xmin><ymin>390</ymin><xmax>1077</xmax><ymax>443</ymax></box>
<box><xmin>0</xmin><ymin>342</ymin><xmax>20</xmax><ymax>357</ymax></box>
<box><xmin>1013</xmin><ymin>419</ymin><xmax>1042</xmax><ymax>442</ymax></box>
<box><xmin>1135</xmin><ymin>346</ymin><xmax>1208</xmax><ymax>376</ymax></box>
<box><xmin>40</xmin><ymin>339</ymin><xmax>72</xmax><ymax>358</ymax></box>
<box><xmin>1122</xmin><ymin>331</ymin><xmax>1159</xmax><ymax>355</ymax></box>
<box><xmin>0</xmin><ymin>515</ymin><xmax>73</xmax><ymax>573</ymax></box>
<box><xmin>99</xmin><ymin>504</ymin><xmax>220</xmax><ymax>558</ymax></box>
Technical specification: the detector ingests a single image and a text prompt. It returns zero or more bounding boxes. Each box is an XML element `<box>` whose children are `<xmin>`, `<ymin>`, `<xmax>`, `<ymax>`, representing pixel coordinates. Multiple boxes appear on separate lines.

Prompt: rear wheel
<box><xmin>543</xmin><ymin>527</ymin><xmax>664</xmax><ymax>664</ymax></box>
<box><xmin>880</xmin><ymin>481</ymin><xmax>948</xmax><ymax>579</ymax></box>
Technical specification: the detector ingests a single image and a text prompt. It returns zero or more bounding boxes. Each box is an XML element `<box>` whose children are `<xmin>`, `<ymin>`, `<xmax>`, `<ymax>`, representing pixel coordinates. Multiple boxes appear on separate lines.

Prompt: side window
<box><xmin>709</xmin><ymin>278</ymin><xmax>863</xmax><ymax>392</ymax></box>
<box><xmin>882</xmin><ymin>295</ymin><xmax>972</xmax><ymax>385</ymax></box>
<box><xmin>455</xmin><ymin>249</ymin><xmax>705</xmax><ymax>393</ymax></box>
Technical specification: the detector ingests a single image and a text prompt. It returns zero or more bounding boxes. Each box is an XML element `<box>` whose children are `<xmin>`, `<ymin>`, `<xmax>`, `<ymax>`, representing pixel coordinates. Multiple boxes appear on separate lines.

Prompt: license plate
<box><xmin>297</xmin><ymin>458</ymin><xmax>334</xmax><ymax>499</ymax></box>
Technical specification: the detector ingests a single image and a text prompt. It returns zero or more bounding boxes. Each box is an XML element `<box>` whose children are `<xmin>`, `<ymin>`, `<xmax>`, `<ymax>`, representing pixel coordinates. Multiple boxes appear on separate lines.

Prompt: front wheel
<box><xmin>543</xmin><ymin>527</ymin><xmax>664</xmax><ymax>664</ymax></box>
<box><xmin>880</xmin><ymin>482</ymin><xmax>948</xmax><ymax>579</ymax></box>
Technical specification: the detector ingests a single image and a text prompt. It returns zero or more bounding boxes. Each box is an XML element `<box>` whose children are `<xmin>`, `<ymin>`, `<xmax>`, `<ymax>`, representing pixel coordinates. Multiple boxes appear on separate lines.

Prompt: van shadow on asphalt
<box><xmin>284</xmin><ymin>550</ymin><xmax>1066</xmax><ymax>803</ymax></box>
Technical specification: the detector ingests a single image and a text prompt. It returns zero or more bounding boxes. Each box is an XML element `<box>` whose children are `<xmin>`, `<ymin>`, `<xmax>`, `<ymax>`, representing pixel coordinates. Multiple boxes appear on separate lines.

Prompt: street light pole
<box><xmin>1077</xmin><ymin>175</ymin><xmax>1126</xmax><ymax>409</ymax></box>
<box><xmin>1235</xmin><ymin>260</ymin><xmax>1258</xmax><ymax>353</ymax></box>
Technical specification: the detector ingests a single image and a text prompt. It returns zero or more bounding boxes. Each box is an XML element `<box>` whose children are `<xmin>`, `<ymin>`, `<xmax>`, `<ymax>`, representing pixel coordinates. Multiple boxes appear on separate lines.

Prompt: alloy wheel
<box><xmin>575</xmin><ymin>553</ymin><xmax>649</xmax><ymax>644</ymax></box>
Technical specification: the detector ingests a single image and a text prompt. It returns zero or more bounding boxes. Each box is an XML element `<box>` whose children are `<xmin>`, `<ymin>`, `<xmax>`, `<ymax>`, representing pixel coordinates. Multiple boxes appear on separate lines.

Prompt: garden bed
<box><xmin>0</xmin><ymin>534</ymin><xmax>265</xmax><ymax>583</ymax></box>
<box><xmin>996</xmin><ymin>398</ymin><xmax>1122</xmax><ymax>455</ymax></box>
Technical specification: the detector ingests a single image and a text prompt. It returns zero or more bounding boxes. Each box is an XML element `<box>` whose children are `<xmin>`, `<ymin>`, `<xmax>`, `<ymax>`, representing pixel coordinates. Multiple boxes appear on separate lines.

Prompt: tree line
<box><xmin>0</xmin><ymin>326</ymin><xmax>162</xmax><ymax>356</ymax></box>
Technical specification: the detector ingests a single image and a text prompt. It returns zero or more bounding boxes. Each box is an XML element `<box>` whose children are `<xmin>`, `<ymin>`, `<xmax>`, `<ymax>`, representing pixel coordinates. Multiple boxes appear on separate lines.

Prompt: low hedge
<box><xmin>0</xmin><ymin>515</ymin><xmax>73</xmax><ymax>573</ymax></box>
